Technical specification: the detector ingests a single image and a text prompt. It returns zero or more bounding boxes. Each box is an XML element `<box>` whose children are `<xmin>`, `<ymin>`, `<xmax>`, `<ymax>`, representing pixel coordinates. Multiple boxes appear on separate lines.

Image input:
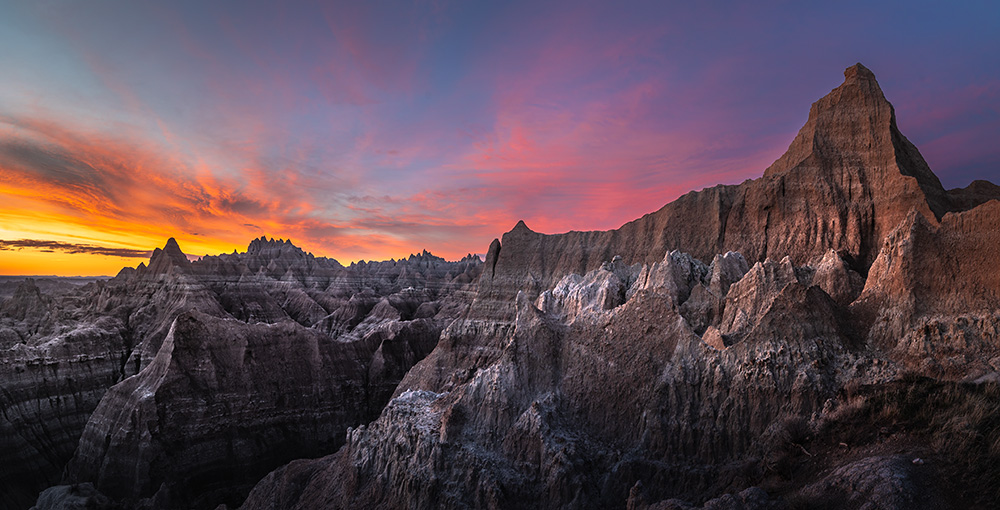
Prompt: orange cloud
<box><xmin>1</xmin><ymin>3</ymin><xmax>838</xmax><ymax>277</ymax></box>
<box><xmin>0</xmin><ymin>111</ymin><xmax>506</xmax><ymax>275</ymax></box>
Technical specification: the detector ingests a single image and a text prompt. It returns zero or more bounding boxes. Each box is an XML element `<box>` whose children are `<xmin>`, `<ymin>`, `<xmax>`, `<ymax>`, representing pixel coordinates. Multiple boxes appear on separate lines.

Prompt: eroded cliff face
<box><xmin>240</xmin><ymin>249</ymin><xmax>863</xmax><ymax>509</ymax></box>
<box><xmin>2</xmin><ymin>239</ymin><xmax>481</xmax><ymax>510</ymax></box>
<box><xmin>65</xmin><ymin>311</ymin><xmax>374</xmax><ymax>508</ymax></box>
<box><xmin>855</xmin><ymin>202</ymin><xmax>1000</xmax><ymax>376</ymax></box>
<box><xmin>246</xmin><ymin>234</ymin><xmax>999</xmax><ymax>509</ymax></box>
<box><xmin>0</xmin><ymin>281</ymin><xmax>129</xmax><ymax>509</ymax></box>
<box><xmin>241</xmin><ymin>65</ymin><xmax>1000</xmax><ymax>510</ymax></box>
<box><xmin>475</xmin><ymin>64</ymin><xmax>993</xmax><ymax>324</ymax></box>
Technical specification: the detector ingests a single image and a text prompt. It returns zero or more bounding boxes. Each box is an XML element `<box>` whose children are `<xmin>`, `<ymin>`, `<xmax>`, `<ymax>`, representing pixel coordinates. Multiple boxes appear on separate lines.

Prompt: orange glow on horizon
<box><xmin>0</xmin><ymin>108</ymin><xmax>768</xmax><ymax>276</ymax></box>
<box><xmin>0</xmin><ymin>114</ymin><xmax>502</xmax><ymax>276</ymax></box>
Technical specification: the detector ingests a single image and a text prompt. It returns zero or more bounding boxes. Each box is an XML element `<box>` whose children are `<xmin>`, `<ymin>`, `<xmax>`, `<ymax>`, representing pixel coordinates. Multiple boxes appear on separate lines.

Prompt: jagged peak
<box><xmin>163</xmin><ymin>237</ymin><xmax>182</xmax><ymax>253</ymax></box>
<box><xmin>0</xmin><ymin>278</ymin><xmax>48</xmax><ymax>319</ymax></box>
<box><xmin>761</xmin><ymin>63</ymin><xmax>947</xmax><ymax>215</ymax></box>
<box><xmin>764</xmin><ymin>63</ymin><xmax>892</xmax><ymax>177</ymax></box>
<box><xmin>145</xmin><ymin>238</ymin><xmax>190</xmax><ymax>275</ymax></box>
<box><xmin>406</xmin><ymin>250</ymin><xmax>445</xmax><ymax>263</ymax></box>
<box><xmin>833</xmin><ymin>61</ymin><xmax>888</xmax><ymax>104</ymax></box>
<box><xmin>246</xmin><ymin>236</ymin><xmax>306</xmax><ymax>256</ymax></box>
<box><xmin>162</xmin><ymin>238</ymin><xmax>188</xmax><ymax>264</ymax></box>
<box><xmin>115</xmin><ymin>266</ymin><xmax>136</xmax><ymax>279</ymax></box>
<box><xmin>511</xmin><ymin>220</ymin><xmax>533</xmax><ymax>233</ymax></box>
<box><xmin>843</xmin><ymin>62</ymin><xmax>876</xmax><ymax>83</ymax></box>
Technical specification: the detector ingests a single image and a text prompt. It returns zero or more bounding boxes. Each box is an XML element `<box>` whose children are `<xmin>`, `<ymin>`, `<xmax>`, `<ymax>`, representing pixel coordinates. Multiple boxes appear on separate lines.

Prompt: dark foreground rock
<box><xmin>2</xmin><ymin>239</ymin><xmax>480</xmax><ymax>510</ymax></box>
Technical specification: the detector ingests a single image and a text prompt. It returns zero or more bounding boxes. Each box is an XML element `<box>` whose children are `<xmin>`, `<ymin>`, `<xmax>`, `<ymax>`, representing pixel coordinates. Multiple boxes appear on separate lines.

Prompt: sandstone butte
<box><xmin>3</xmin><ymin>64</ymin><xmax>999</xmax><ymax>510</ymax></box>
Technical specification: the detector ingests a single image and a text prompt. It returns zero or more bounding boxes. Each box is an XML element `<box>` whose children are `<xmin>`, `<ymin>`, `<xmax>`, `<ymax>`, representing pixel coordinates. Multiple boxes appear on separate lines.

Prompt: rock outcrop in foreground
<box><xmin>239</xmin><ymin>64</ymin><xmax>1000</xmax><ymax>510</ymax></box>
<box><xmin>7</xmin><ymin>64</ymin><xmax>1000</xmax><ymax>510</ymax></box>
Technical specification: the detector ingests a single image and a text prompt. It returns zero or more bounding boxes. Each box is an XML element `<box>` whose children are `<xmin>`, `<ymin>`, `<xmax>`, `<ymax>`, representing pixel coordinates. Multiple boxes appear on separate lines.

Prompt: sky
<box><xmin>0</xmin><ymin>1</ymin><xmax>998</xmax><ymax>276</ymax></box>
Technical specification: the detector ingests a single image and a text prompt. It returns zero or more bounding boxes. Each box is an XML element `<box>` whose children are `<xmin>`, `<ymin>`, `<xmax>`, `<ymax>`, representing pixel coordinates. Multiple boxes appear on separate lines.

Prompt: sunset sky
<box><xmin>1</xmin><ymin>1</ymin><xmax>998</xmax><ymax>275</ymax></box>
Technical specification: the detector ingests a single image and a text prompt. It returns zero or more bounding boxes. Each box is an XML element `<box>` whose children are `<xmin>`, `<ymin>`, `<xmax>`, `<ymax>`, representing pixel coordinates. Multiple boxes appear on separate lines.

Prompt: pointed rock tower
<box><xmin>765</xmin><ymin>64</ymin><xmax>944</xmax><ymax>194</ymax></box>
<box><xmin>755</xmin><ymin>63</ymin><xmax>950</xmax><ymax>261</ymax></box>
<box><xmin>476</xmin><ymin>64</ymin><xmax>961</xmax><ymax>316</ymax></box>
<box><xmin>146</xmin><ymin>238</ymin><xmax>190</xmax><ymax>275</ymax></box>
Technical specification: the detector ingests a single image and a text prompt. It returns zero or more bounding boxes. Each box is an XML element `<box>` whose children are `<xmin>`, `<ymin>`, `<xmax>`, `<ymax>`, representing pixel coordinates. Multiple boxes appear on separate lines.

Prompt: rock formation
<box><xmin>65</xmin><ymin>311</ymin><xmax>375</xmax><ymax>508</ymax></box>
<box><xmin>1</xmin><ymin>238</ymin><xmax>481</xmax><ymax>509</ymax></box>
<box><xmin>9</xmin><ymin>63</ymin><xmax>1000</xmax><ymax>509</ymax></box>
<box><xmin>474</xmin><ymin>64</ymin><xmax>996</xmax><ymax>326</ymax></box>
<box><xmin>240</xmin><ymin>64</ymin><xmax>1000</xmax><ymax>510</ymax></box>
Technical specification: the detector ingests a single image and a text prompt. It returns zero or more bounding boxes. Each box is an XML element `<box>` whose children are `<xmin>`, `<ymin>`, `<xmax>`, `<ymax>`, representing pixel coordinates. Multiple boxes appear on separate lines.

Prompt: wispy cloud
<box><xmin>0</xmin><ymin>0</ymin><xmax>997</xmax><ymax>278</ymax></box>
<box><xmin>0</xmin><ymin>112</ymin><xmax>507</xmax><ymax>263</ymax></box>
<box><xmin>0</xmin><ymin>239</ymin><xmax>152</xmax><ymax>258</ymax></box>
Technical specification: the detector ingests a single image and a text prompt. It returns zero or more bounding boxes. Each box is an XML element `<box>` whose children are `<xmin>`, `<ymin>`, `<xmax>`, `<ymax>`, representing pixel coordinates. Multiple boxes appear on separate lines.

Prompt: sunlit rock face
<box><xmin>1</xmin><ymin>237</ymin><xmax>481</xmax><ymax>510</ymax></box>
<box><xmin>473</xmin><ymin>65</ymin><xmax>968</xmax><ymax>325</ymax></box>
<box><xmin>240</xmin><ymin>65</ymin><xmax>1000</xmax><ymax>510</ymax></box>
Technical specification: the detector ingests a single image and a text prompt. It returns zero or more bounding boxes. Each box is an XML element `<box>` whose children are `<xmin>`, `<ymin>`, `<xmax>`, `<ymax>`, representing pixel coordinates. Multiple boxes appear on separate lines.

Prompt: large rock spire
<box><xmin>764</xmin><ymin>62</ymin><xmax>948</xmax><ymax>216</ymax></box>
<box><xmin>473</xmin><ymin>64</ymin><xmax>964</xmax><ymax>321</ymax></box>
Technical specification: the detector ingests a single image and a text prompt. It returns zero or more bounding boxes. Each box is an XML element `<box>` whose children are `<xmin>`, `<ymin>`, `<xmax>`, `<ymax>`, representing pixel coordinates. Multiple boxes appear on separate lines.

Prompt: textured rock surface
<box><xmin>241</xmin><ymin>64</ymin><xmax>1000</xmax><ymax>510</ymax></box>
<box><xmin>854</xmin><ymin>201</ymin><xmax>1000</xmax><ymax>377</ymax></box>
<box><xmin>793</xmin><ymin>455</ymin><xmax>941</xmax><ymax>510</ymax></box>
<box><xmin>13</xmin><ymin>63</ymin><xmax>1000</xmax><ymax>509</ymax></box>
<box><xmin>474</xmin><ymin>64</ymin><xmax>971</xmax><ymax>327</ymax></box>
<box><xmin>0</xmin><ymin>280</ymin><xmax>131</xmax><ymax>509</ymax></box>
<box><xmin>3</xmin><ymin>238</ymin><xmax>480</xmax><ymax>510</ymax></box>
<box><xmin>30</xmin><ymin>483</ymin><xmax>115</xmax><ymax>510</ymax></box>
<box><xmin>241</xmin><ymin>252</ymin><xmax>863</xmax><ymax>509</ymax></box>
<box><xmin>0</xmin><ymin>245</ymin><xmax>236</xmax><ymax>507</ymax></box>
<box><xmin>64</xmin><ymin>311</ymin><xmax>373</xmax><ymax>508</ymax></box>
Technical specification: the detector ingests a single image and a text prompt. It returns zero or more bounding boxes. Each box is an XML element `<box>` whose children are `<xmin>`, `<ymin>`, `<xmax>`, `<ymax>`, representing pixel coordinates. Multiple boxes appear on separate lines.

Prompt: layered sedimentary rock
<box><xmin>475</xmin><ymin>64</ymin><xmax>985</xmax><ymax>323</ymax></box>
<box><xmin>244</xmin><ymin>244</ymin><xmax>871</xmax><ymax>509</ymax></box>
<box><xmin>2</xmin><ymin>238</ymin><xmax>480</xmax><ymax>510</ymax></box>
<box><xmin>855</xmin><ymin>202</ymin><xmax>1000</xmax><ymax>376</ymax></box>
<box><xmin>0</xmin><ymin>300</ymin><xmax>129</xmax><ymax>509</ymax></box>
<box><xmin>242</xmin><ymin>64</ymin><xmax>1000</xmax><ymax>510</ymax></box>
<box><xmin>65</xmin><ymin>311</ymin><xmax>373</xmax><ymax>508</ymax></box>
<box><xmin>14</xmin><ymin>62</ymin><xmax>1000</xmax><ymax>509</ymax></box>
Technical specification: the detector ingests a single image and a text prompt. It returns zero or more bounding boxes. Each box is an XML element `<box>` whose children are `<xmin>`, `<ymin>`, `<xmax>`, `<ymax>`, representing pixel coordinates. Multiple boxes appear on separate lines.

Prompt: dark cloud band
<box><xmin>0</xmin><ymin>239</ymin><xmax>152</xmax><ymax>258</ymax></box>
